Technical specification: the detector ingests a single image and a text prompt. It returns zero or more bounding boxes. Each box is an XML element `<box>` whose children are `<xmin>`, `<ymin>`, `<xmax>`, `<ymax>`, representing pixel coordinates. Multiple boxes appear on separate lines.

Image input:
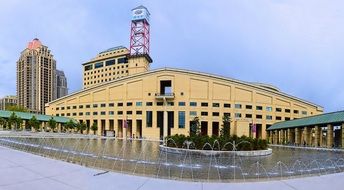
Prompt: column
<box><xmin>295</xmin><ymin>128</ymin><xmax>301</xmax><ymax>145</ymax></box>
<box><xmin>287</xmin><ymin>129</ymin><xmax>292</xmax><ymax>144</ymax></box>
<box><xmin>314</xmin><ymin>126</ymin><xmax>320</xmax><ymax>147</ymax></box>
<box><xmin>269</xmin><ymin>131</ymin><xmax>273</xmax><ymax>144</ymax></box>
<box><xmin>327</xmin><ymin>124</ymin><xmax>333</xmax><ymax>148</ymax></box>
<box><xmin>341</xmin><ymin>123</ymin><xmax>344</xmax><ymax>148</ymax></box>
<box><xmin>305</xmin><ymin>126</ymin><xmax>311</xmax><ymax>146</ymax></box>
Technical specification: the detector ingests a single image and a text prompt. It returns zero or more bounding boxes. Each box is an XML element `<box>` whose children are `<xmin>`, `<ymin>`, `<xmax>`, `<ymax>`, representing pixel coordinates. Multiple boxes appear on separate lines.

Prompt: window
<box><xmin>157</xmin><ymin>102</ymin><xmax>164</xmax><ymax>106</ymax></box>
<box><xmin>245</xmin><ymin>114</ymin><xmax>252</xmax><ymax>118</ymax></box>
<box><xmin>100</xmin><ymin>111</ymin><xmax>106</xmax><ymax>115</ymax></box>
<box><xmin>79</xmin><ymin>112</ymin><xmax>83</xmax><ymax>116</ymax></box>
<box><xmin>256</xmin><ymin>106</ymin><xmax>263</xmax><ymax>111</ymax></box>
<box><xmin>136</xmin><ymin>102</ymin><xmax>142</xmax><ymax>106</ymax></box>
<box><xmin>256</xmin><ymin>114</ymin><xmax>262</xmax><ymax>119</ymax></box>
<box><xmin>127</xmin><ymin>102</ymin><xmax>133</xmax><ymax>106</ymax></box>
<box><xmin>146</xmin><ymin>111</ymin><xmax>152</xmax><ymax>127</ymax></box>
<box><xmin>95</xmin><ymin>62</ymin><xmax>104</xmax><ymax>69</ymax></box>
<box><xmin>93</xmin><ymin>104</ymin><xmax>98</xmax><ymax>108</ymax></box>
<box><xmin>235</xmin><ymin>104</ymin><xmax>242</xmax><ymax>109</ymax></box>
<box><xmin>235</xmin><ymin>113</ymin><xmax>242</xmax><ymax>118</ymax></box>
<box><xmin>190</xmin><ymin>111</ymin><xmax>197</xmax><ymax>116</ymax></box>
<box><xmin>127</xmin><ymin>111</ymin><xmax>132</xmax><ymax>115</ymax></box>
<box><xmin>266</xmin><ymin>115</ymin><xmax>273</xmax><ymax>120</ymax></box>
<box><xmin>178</xmin><ymin>111</ymin><xmax>185</xmax><ymax>128</ymax></box>
<box><xmin>212</xmin><ymin>103</ymin><xmax>220</xmax><ymax>107</ymax></box>
<box><xmin>212</xmin><ymin>112</ymin><xmax>220</xmax><ymax>116</ymax></box>
<box><xmin>117</xmin><ymin>102</ymin><xmax>123</xmax><ymax>107</ymax></box>
<box><xmin>117</xmin><ymin>111</ymin><xmax>123</xmax><ymax>115</ymax></box>
<box><xmin>105</xmin><ymin>59</ymin><xmax>116</xmax><ymax>66</ymax></box>
<box><xmin>178</xmin><ymin>102</ymin><xmax>185</xmax><ymax>106</ymax></box>
<box><xmin>294</xmin><ymin>110</ymin><xmax>299</xmax><ymax>114</ymax></box>
<box><xmin>67</xmin><ymin>113</ymin><xmax>70</xmax><ymax>116</ymax></box>
<box><xmin>56</xmin><ymin>107</ymin><xmax>59</xmax><ymax>110</ymax></box>
<box><xmin>72</xmin><ymin>106</ymin><xmax>77</xmax><ymax>109</ymax></box>
<box><xmin>276</xmin><ymin>116</ymin><xmax>282</xmax><ymax>120</ymax></box>
<box><xmin>224</xmin><ymin>103</ymin><xmax>231</xmax><ymax>108</ymax></box>
<box><xmin>302</xmin><ymin>111</ymin><xmax>307</xmax><ymax>115</ymax></box>
<box><xmin>224</xmin><ymin>112</ymin><xmax>231</xmax><ymax>117</ymax></box>
<box><xmin>266</xmin><ymin>106</ymin><xmax>272</xmax><ymax>112</ymax></box>
<box><xmin>167</xmin><ymin>102</ymin><xmax>174</xmax><ymax>106</ymax></box>
<box><xmin>84</xmin><ymin>64</ymin><xmax>93</xmax><ymax>71</ymax></box>
<box><xmin>118</xmin><ymin>57</ymin><xmax>128</xmax><ymax>64</ymax></box>
<box><xmin>67</xmin><ymin>106</ymin><xmax>70</xmax><ymax>110</ymax></box>
<box><xmin>86</xmin><ymin>105</ymin><xmax>90</xmax><ymax>108</ymax></box>
<box><xmin>285</xmin><ymin>117</ymin><xmax>290</xmax><ymax>120</ymax></box>
<box><xmin>93</xmin><ymin>112</ymin><xmax>98</xmax><ymax>115</ymax></box>
<box><xmin>86</xmin><ymin>112</ymin><xmax>90</xmax><ymax>116</ymax></box>
<box><xmin>276</xmin><ymin>108</ymin><xmax>282</xmax><ymax>112</ymax></box>
<box><xmin>190</xmin><ymin>102</ymin><xmax>197</xmax><ymax>107</ymax></box>
<box><xmin>109</xmin><ymin>111</ymin><xmax>114</xmax><ymax>115</ymax></box>
<box><xmin>101</xmin><ymin>103</ymin><xmax>106</xmax><ymax>107</ymax></box>
<box><xmin>136</xmin><ymin>111</ymin><xmax>142</xmax><ymax>115</ymax></box>
<box><xmin>79</xmin><ymin>105</ymin><xmax>83</xmax><ymax>109</ymax></box>
<box><xmin>285</xmin><ymin>109</ymin><xmax>291</xmax><ymax>113</ymax></box>
<box><xmin>109</xmin><ymin>103</ymin><xmax>114</xmax><ymax>107</ymax></box>
<box><xmin>146</xmin><ymin>102</ymin><xmax>153</xmax><ymax>106</ymax></box>
<box><xmin>246</xmin><ymin>105</ymin><xmax>252</xmax><ymax>109</ymax></box>
<box><xmin>201</xmin><ymin>112</ymin><xmax>208</xmax><ymax>116</ymax></box>
<box><xmin>201</xmin><ymin>102</ymin><xmax>208</xmax><ymax>107</ymax></box>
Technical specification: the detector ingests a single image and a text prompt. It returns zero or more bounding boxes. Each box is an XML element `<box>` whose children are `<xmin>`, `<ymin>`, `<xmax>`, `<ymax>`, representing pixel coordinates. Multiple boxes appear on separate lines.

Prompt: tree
<box><xmin>5</xmin><ymin>105</ymin><xmax>29</xmax><ymax>112</ymax></box>
<box><xmin>190</xmin><ymin>116</ymin><xmax>200</xmax><ymax>136</ymax></box>
<box><xmin>91</xmin><ymin>122</ymin><xmax>98</xmax><ymax>135</ymax></box>
<box><xmin>48</xmin><ymin>117</ymin><xmax>57</xmax><ymax>132</ymax></box>
<box><xmin>28</xmin><ymin>116</ymin><xmax>40</xmax><ymax>132</ymax></box>
<box><xmin>220</xmin><ymin>114</ymin><xmax>232</xmax><ymax>137</ymax></box>
<box><xmin>15</xmin><ymin>116</ymin><xmax>23</xmax><ymax>130</ymax></box>
<box><xmin>8</xmin><ymin>112</ymin><xmax>17</xmax><ymax>130</ymax></box>
<box><xmin>65</xmin><ymin>119</ymin><xmax>76</xmax><ymax>133</ymax></box>
<box><xmin>79</xmin><ymin>121</ymin><xmax>87</xmax><ymax>134</ymax></box>
<box><xmin>0</xmin><ymin>117</ymin><xmax>7</xmax><ymax>129</ymax></box>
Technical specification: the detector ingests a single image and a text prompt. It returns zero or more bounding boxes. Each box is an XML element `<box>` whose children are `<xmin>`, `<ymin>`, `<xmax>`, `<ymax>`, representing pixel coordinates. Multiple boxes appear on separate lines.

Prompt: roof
<box><xmin>98</xmin><ymin>46</ymin><xmax>127</xmax><ymax>54</ymax></box>
<box><xmin>132</xmin><ymin>5</ymin><xmax>150</xmax><ymax>14</ymax></box>
<box><xmin>0</xmin><ymin>110</ymin><xmax>74</xmax><ymax>123</ymax></box>
<box><xmin>47</xmin><ymin>67</ymin><xmax>323</xmax><ymax>111</ymax></box>
<box><xmin>267</xmin><ymin>110</ymin><xmax>344</xmax><ymax>130</ymax></box>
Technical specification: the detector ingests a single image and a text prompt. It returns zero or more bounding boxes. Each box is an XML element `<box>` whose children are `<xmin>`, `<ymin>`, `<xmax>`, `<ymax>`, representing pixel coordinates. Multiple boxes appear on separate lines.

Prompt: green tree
<box><xmin>5</xmin><ymin>105</ymin><xmax>29</xmax><ymax>112</ymax></box>
<box><xmin>0</xmin><ymin>117</ymin><xmax>7</xmax><ymax>129</ymax></box>
<box><xmin>28</xmin><ymin>116</ymin><xmax>40</xmax><ymax>132</ymax></box>
<box><xmin>48</xmin><ymin>117</ymin><xmax>57</xmax><ymax>132</ymax></box>
<box><xmin>15</xmin><ymin>116</ymin><xmax>23</xmax><ymax>130</ymax></box>
<box><xmin>220</xmin><ymin>114</ymin><xmax>232</xmax><ymax>137</ymax></box>
<box><xmin>8</xmin><ymin>112</ymin><xmax>17</xmax><ymax>130</ymax></box>
<box><xmin>79</xmin><ymin>121</ymin><xmax>87</xmax><ymax>134</ymax></box>
<box><xmin>65</xmin><ymin>119</ymin><xmax>76</xmax><ymax>133</ymax></box>
<box><xmin>91</xmin><ymin>122</ymin><xmax>98</xmax><ymax>135</ymax></box>
<box><xmin>190</xmin><ymin>116</ymin><xmax>200</xmax><ymax>136</ymax></box>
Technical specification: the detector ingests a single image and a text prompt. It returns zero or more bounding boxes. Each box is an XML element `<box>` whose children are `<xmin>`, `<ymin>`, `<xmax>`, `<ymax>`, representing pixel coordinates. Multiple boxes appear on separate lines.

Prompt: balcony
<box><xmin>155</xmin><ymin>93</ymin><xmax>175</xmax><ymax>99</ymax></box>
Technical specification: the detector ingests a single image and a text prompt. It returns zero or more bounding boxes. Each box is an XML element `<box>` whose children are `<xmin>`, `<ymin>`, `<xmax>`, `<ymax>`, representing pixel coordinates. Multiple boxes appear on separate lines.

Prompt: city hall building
<box><xmin>45</xmin><ymin>6</ymin><xmax>323</xmax><ymax>140</ymax></box>
<box><xmin>45</xmin><ymin>54</ymin><xmax>323</xmax><ymax>139</ymax></box>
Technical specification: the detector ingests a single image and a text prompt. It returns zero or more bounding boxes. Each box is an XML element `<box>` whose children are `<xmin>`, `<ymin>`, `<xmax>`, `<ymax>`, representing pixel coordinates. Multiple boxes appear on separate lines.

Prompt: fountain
<box><xmin>0</xmin><ymin>131</ymin><xmax>344</xmax><ymax>182</ymax></box>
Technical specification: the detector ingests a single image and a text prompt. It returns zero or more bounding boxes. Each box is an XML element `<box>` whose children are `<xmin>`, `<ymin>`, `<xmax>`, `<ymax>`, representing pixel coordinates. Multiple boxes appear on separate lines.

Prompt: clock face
<box><xmin>134</xmin><ymin>9</ymin><xmax>143</xmax><ymax>15</ymax></box>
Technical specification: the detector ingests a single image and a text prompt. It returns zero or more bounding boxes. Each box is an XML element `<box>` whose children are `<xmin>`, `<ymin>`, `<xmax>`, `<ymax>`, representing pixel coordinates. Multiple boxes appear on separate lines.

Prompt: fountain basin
<box><xmin>159</xmin><ymin>145</ymin><xmax>272</xmax><ymax>156</ymax></box>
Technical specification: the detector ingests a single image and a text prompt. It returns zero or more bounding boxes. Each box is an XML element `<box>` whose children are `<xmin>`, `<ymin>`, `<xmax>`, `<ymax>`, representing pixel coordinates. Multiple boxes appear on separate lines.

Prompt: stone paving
<box><xmin>0</xmin><ymin>146</ymin><xmax>343</xmax><ymax>190</ymax></box>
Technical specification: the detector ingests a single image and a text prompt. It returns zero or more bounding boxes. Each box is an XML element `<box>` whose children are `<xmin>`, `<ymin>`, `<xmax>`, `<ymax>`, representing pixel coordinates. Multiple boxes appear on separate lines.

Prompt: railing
<box><xmin>155</xmin><ymin>93</ymin><xmax>175</xmax><ymax>98</ymax></box>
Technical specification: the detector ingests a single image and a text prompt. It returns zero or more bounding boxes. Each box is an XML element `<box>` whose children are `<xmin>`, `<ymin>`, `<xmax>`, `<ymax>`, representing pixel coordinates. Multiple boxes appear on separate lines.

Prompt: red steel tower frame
<box><xmin>130</xmin><ymin>6</ymin><xmax>150</xmax><ymax>56</ymax></box>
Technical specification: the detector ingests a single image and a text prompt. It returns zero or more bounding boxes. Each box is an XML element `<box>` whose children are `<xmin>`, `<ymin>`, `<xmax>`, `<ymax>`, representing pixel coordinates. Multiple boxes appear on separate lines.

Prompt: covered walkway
<box><xmin>267</xmin><ymin>111</ymin><xmax>344</xmax><ymax>148</ymax></box>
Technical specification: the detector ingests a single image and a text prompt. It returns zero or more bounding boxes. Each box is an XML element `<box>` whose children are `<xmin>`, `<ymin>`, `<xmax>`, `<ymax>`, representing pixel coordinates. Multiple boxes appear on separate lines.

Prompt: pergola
<box><xmin>267</xmin><ymin>111</ymin><xmax>344</xmax><ymax>148</ymax></box>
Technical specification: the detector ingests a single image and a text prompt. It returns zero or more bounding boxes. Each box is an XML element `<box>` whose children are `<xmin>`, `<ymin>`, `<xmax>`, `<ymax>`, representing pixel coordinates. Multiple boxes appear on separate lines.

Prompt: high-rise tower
<box><xmin>128</xmin><ymin>5</ymin><xmax>152</xmax><ymax>75</ymax></box>
<box><xmin>17</xmin><ymin>38</ymin><xmax>56</xmax><ymax>114</ymax></box>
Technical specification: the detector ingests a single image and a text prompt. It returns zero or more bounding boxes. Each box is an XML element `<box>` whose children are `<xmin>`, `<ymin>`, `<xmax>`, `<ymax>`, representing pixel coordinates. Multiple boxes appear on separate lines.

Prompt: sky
<box><xmin>0</xmin><ymin>0</ymin><xmax>343</xmax><ymax>112</ymax></box>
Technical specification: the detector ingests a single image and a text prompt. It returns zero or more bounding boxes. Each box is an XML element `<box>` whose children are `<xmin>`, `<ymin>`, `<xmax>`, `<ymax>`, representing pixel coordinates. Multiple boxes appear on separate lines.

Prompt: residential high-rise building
<box><xmin>17</xmin><ymin>38</ymin><xmax>56</xmax><ymax>114</ymax></box>
<box><xmin>56</xmin><ymin>70</ymin><xmax>68</xmax><ymax>99</ymax></box>
<box><xmin>0</xmin><ymin>95</ymin><xmax>17</xmax><ymax>110</ymax></box>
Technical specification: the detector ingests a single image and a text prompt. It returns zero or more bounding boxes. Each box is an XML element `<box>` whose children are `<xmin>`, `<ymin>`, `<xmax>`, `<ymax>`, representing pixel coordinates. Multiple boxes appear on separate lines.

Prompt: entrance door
<box><xmin>157</xmin><ymin>111</ymin><xmax>164</xmax><ymax>139</ymax></box>
<box><xmin>167</xmin><ymin>111</ymin><xmax>174</xmax><ymax>136</ymax></box>
<box><xmin>212</xmin><ymin>122</ymin><xmax>219</xmax><ymax>136</ymax></box>
<box><xmin>201</xmin><ymin>121</ymin><xmax>208</xmax><ymax>136</ymax></box>
<box><xmin>136</xmin><ymin>120</ymin><xmax>142</xmax><ymax>138</ymax></box>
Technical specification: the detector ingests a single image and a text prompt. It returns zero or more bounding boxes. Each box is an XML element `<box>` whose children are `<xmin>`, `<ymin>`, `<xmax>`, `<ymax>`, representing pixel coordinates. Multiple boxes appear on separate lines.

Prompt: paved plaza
<box><xmin>0</xmin><ymin>146</ymin><xmax>343</xmax><ymax>190</ymax></box>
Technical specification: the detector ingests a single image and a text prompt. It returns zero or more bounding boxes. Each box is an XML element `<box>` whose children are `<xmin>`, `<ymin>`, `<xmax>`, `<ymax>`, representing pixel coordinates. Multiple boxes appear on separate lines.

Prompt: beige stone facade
<box><xmin>46</xmin><ymin>68</ymin><xmax>323</xmax><ymax>140</ymax></box>
<box><xmin>82</xmin><ymin>46</ymin><xmax>151</xmax><ymax>89</ymax></box>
